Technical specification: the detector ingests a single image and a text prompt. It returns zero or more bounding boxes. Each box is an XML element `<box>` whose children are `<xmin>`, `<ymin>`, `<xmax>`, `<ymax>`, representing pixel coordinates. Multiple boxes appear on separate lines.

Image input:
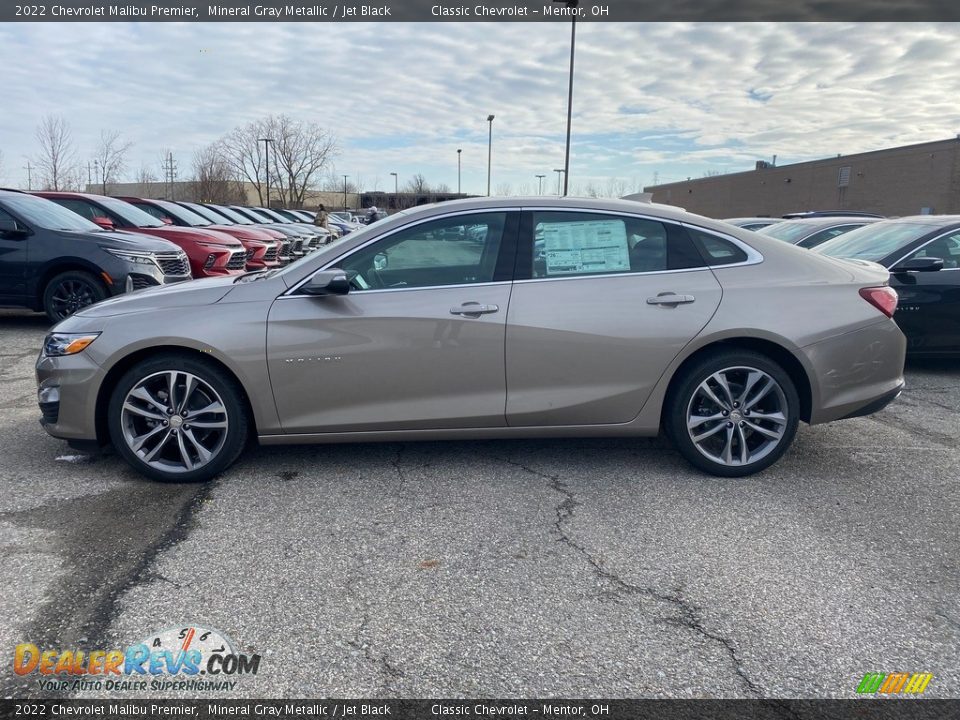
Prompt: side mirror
<box><xmin>374</xmin><ymin>252</ymin><xmax>388</xmax><ymax>271</ymax></box>
<box><xmin>92</xmin><ymin>216</ymin><xmax>115</xmax><ymax>230</ymax></box>
<box><xmin>0</xmin><ymin>218</ymin><xmax>29</xmax><ymax>237</ymax></box>
<box><xmin>891</xmin><ymin>257</ymin><xmax>944</xmax><ymax>273</ymax></box>
<box><xmin>301</xmin><ymin>269</ymin><xmax>350</xmax><ymax>296</ymax></box>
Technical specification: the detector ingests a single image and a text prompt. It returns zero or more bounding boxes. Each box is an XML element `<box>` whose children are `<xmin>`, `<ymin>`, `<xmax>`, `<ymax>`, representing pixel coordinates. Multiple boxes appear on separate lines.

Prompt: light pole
<box><xmin>554</xmin><ymin>0</ymin><xmax>578</xmax><ymax>196</ymax></box>
<box><xmin>486</xmin><ymin>114</ymin><xmax>495</xmax><ymax>196</ymax></box>
<box><xmin>553</xmin><ymin>169</ymin><xmax>565</xmax><ymax>196</ymax></box>
<box><xmin>457</xmin><ymin>148</ymin><xmax>462</xmax><ymax>195</ymax></box>
<box><xmin>342</xmin><ymin>174</ymin><xmax>349</xmax><ymax>211</ymax></box>
<box><xmin>535</xmin><ymin>174</ymin><xmax>546</xmax><ymax>195</ymax></box>
<box><xmin>389</xmin><ymin>172</ymin><xmax>398</xmax><ymax>209</ymax></box>
<box><xmin>259</xmin><ymin>138</ymin><xmax>273</xmax><ymax>207</ymax></box>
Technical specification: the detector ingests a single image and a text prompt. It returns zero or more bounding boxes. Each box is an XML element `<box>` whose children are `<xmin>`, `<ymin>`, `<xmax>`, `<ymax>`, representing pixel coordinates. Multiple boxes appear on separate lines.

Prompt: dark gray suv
<box><xmin>0</xmin><ymin>190</ymin><xmax>191</xmax><ymax>321</ymax></box>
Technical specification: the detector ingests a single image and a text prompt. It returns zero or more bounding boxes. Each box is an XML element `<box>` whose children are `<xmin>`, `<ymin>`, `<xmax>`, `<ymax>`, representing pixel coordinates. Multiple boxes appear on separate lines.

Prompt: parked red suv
<box><xmin>117</xmin><ymin>197</ymin><xmax>282</xmax><ymax>270</ymax></box>
<box><xmin>35</xmin><ymin>192</ymin><xmax>247</xmax><ymax>278</ymax></box>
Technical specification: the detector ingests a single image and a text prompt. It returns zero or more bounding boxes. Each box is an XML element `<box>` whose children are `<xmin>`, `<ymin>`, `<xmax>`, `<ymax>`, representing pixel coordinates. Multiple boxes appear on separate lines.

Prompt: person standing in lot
<box><xmin>314</xmin><ymin>203</ymin><xmax>329</xmax><ymax>229</ymax></box>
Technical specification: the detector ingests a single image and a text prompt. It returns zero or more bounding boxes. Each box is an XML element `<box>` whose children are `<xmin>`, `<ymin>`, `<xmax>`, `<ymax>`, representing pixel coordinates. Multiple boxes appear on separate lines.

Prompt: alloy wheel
<box><xmin>120</xmin><ymin>371</ymin><xmax>229</xmax><ymax>474</ymax></box>
<box><xmin>686</xmin><ymin>366</ymin><xmax>789</xmax><ymax>467</ymax></box>
<box><xmin>50</xmin><ymin>279</ymin><xmax>97</xmax><ymax>319</ymax></box>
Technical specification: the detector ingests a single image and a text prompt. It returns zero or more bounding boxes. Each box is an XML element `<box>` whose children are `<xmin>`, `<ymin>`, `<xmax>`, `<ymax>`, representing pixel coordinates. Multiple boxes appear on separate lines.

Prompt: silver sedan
<box><xmin>36</xmin><ymin>197</ymin><xmax>906</xmax><ymax>482</ymax></box>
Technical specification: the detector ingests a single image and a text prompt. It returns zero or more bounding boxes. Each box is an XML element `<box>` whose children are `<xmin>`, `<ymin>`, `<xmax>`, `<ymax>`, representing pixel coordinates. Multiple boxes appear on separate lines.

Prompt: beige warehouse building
<box><xmin>644</xmin><ymin>137</ymin><xmax>960</xmax><ymax>219</ymax></box>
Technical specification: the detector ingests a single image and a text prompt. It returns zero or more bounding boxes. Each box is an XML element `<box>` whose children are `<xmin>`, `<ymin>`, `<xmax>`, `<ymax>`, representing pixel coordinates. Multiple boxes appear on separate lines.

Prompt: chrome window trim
<box><xmin>276</xmin><ymin>280</ymin><xmax>512</xmax><ymax>299</ymax></box>
<box><xmin>282</xmin><ymin>207</ymin><xmax>520</xmax><ymax>297</ymax></box>
<box><xmin>889</xmin><ymin>227</ymin><xmax>960</xmax><ymax>270</ymax></box>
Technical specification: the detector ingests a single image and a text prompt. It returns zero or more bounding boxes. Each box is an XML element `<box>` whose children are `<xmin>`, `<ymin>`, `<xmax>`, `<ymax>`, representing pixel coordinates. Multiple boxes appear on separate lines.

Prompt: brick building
<box><xmin>644</xmin><ymin>138</ymin><xmax>960</xmax><ymax>218</ymax></box>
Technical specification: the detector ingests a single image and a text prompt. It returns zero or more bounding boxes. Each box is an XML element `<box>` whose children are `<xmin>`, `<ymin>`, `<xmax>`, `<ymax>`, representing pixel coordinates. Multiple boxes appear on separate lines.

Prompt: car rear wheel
<box><xmin>43</xmin><ymin>271</ymin><xmax>107</xmax><ymax>322</ymax></box>
<box><xmin>666</xmin><ymin>350</ymin><xmax>799</xmax><ymax>477</ymax></box>
<box><xmin>107</xmin><ymin>354</ymin><xmax>249</xmax><ymax>483</ymax></box>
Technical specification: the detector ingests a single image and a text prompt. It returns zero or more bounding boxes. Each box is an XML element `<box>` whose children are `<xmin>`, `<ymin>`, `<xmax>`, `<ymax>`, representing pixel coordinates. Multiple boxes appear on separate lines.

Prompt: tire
<box><xmin>665</xmin><ymin>350</ymin><xmax>800</xmax><ymax>478</ymax></box>
<box><xmin>107</xmin><ymin>353</ymin><xmax>249</xmax><ymax>483</ymax></box>
<box><xmin>43</xmin><ymin>270</ymin><xmax>108</xmax><ymax>323</ymax></box>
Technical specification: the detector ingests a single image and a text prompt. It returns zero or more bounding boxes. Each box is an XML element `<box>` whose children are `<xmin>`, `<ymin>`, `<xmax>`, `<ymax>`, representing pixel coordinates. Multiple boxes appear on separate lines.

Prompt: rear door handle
<box><xmin>450</xmin><ymin>302</ymin><xmax>499</xmax><ymax>317</ymax></box>
<box><xmin>646</xmin><ymin>293</ymin><xmax>695</xmax><ymax>306</ymax></box>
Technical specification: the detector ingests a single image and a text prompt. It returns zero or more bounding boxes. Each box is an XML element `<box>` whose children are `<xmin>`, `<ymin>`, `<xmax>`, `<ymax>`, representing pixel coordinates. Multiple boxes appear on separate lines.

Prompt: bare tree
<box><xmin>190</xmin><ymin>143</ymin><xmax>246</xmax><ymax>204</ymax></box>
<box><xmin>434</xmin><ymin>182</ymin><xmax>452</xmax><ymax>194</ymax></box>
<box><xmin>495</xmin><ymin>182</ymin><xmax>513</xmax><ymax>196</ymax></box>
<box><xmin>94</xmin><ymin>130</ymin><xmax>133</xmax><ymax>194</ymax></box>
<box><xmin>218</xmin><ymin>115</ymin><xmax>338</xmax><ymax>207</ymax></box>
<box><xmin>404</xmin><ymin>173</ymin><xmax>430</xmax><ymax>194</ymax></box>
<box><xmin>34</xmin><ymin>115</ymin><xmax>78</xmax><ymax>190</ymax></box>
<box><xmin>136</xmin><ymin>165</ymin><xmax>159</xmax><ymax>185</ymax></box>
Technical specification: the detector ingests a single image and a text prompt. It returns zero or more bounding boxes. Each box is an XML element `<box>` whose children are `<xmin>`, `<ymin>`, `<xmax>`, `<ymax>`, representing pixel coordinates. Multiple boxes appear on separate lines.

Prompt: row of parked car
<box><xmin>722</xmin><ymin>210</ymin><xmax>959</xmax><ymax>356</ymax></box>
<box><xmin>0</xmin><ymin>189</ymin><xmax>362</xmax><ymax>321</ymax></box>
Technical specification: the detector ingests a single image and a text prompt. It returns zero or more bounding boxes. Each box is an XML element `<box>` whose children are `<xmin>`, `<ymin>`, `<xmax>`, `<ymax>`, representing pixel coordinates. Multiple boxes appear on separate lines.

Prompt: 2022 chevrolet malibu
<box><xmin>36</xmin><ymin>197</ymin><xmax>906</xmax><ymax>482</ymax></box>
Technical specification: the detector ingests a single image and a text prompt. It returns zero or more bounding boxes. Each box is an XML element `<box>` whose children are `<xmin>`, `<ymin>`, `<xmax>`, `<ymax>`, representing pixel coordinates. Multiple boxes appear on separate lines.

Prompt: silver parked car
<box><xmin>36</xmin><ymin>197</ymin><xmax>906</xmax><ymax>482</ymax></box>
<box><xmin>756</xmin><ymin>216</ymin><xmax>882</xmax><ymax>249</ymax></box>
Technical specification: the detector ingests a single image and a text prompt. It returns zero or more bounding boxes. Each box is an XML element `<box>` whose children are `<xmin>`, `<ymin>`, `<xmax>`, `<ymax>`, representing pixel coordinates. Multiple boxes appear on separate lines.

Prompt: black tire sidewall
<box><xmin>107</xmin><ymin>354</ymin><xmax>248</xmax><ymax>483</ymax></box>
<box><xmin>667</xmin><ymin>350</ymin><xmax>800</xmax><ymax>478</ymax></box>
<box><xmin>43</xmin><ymin>270</ymin><xmax>108</xmax><ymax>323</ymax></box>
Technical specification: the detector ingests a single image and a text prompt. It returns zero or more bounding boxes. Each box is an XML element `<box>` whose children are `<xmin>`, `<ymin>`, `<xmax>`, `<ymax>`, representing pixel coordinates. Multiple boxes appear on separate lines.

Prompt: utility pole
<box><xmin>162</xmin><ymin>152</ymin><xmax>178</xmax><ymax>201</ymax></box>
<box><xmin>457</xmin><ymin>148</ymin><xmax>462</xmax><ymax>194</ymax></box>
<box><xmin>554</xmin><ymin>0</ymin><xmax>579</xmax><ymax>196</ymax></box>
<box><xmin>87</xmin><ymin>161</ymin><xmax>93</xmax><ymax>187</ymax></box>
<box><xmin>342</xmin><ymin>174</ymin><xmax>349</xmax><ymax>211</ymax></box>
<box><xmin>101</xmin><ymin>160</ymin><xmax>107</xmax><ymax>196</ymax></box>
<box><xmin>22</xmin><ymin>161</ymin><xmax>33</xmax><ymax>190</ymax></box>
<box><xmin>554</xmin><ymin>169</ymin><xmax>565</xmax><ymax>196</ymax></box>
<box><xmin>536</xmin><ymin>174</ymin><xmax>546</xmax><ymax>195</ymax></box>
<box><xmin>486</xmin><ymin>114</ymin><xmax>495</xmax><ymax>196</ymax></box>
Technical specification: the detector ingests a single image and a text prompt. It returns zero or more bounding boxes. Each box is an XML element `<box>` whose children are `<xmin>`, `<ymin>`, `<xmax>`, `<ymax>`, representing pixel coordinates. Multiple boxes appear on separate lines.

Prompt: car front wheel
<box><xmin>108</xmin><ymin>354</ymin><xmax>249</xmax><ymax>483</ymax></box>
<box><xmin>43</xmin><ymin>271</ymin><xmax>107</xmax><ymax>322</ymax></box>
<box><xmin>666</xmin><ymin>350</ymin><xmax>800</xmax><ymax>477</ymax></box>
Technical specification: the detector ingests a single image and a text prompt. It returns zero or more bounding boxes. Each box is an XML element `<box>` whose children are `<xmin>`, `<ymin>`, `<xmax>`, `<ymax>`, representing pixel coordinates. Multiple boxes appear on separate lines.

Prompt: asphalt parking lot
<box><xmin>0</xmin><ymin>308</ymin><xmax>957</xmax><ymax>699</ymax></box>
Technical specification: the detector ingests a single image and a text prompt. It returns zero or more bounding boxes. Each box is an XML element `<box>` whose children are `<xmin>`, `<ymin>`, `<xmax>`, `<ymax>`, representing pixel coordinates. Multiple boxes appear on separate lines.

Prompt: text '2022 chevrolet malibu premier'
<box><xmin>36</xmin><ymin>197</ymin><xmax>907</xmax><ymax>482</ymax></box>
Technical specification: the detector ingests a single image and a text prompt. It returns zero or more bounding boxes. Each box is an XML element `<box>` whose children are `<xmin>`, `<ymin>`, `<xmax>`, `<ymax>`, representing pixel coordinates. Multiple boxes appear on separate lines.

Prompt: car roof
<box><xmin>723</xmin><ymin>217</ymin><xmax>779</xmax><ymax>223</ymax></box>
<box><xmin>877</xmin><ymin>214</ymin><xmax>960</xmax><ymax>226</ymax></box>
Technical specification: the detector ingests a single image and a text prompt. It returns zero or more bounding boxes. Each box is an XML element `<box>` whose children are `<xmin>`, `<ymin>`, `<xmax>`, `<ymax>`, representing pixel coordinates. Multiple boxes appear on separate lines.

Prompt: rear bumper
<box><xmin>803</xmin><ymin>319</ymin><xmax>907</xmax><ymax>425</ymax></box>
<box><xmin>839</xmin><ymin>382</ymin><xmax>904</xmax><ymax>420</ymax></box>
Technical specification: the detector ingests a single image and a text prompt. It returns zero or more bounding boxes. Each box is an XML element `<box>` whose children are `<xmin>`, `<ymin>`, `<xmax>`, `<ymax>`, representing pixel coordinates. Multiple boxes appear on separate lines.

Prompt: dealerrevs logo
<box><xmin>13</xmin><ymin>625</ymin><xmax>261</xmax><ymax>693</ymax></box>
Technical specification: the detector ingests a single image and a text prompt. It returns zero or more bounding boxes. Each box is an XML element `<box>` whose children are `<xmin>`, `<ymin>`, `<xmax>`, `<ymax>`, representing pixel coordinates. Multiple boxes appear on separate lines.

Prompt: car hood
<box><xmin>131</xmin><ymin>226</ymin><xmax>243</xmax><ymax>248</ymax></box>
<box><xmin>53</xmin><ymin>229</ymin><xmax>180</xmax><ymax>253</ymax></box>
<box><xmin>73</xmin><ymin>275</ymin><xmax>240</xmax><ymax>318</ymax></box>
<box><xmin>211</xmin><ymin>225</ymin><xmax>274</xmax><ymax>243</ymax></box>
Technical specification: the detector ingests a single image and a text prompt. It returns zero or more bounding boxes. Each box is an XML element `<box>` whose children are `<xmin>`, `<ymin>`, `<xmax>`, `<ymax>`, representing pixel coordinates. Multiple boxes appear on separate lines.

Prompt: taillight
<box><xmin>859</xmin><ymin>286</ymin><xmax>898</xmax><ymax>318</ymax></box>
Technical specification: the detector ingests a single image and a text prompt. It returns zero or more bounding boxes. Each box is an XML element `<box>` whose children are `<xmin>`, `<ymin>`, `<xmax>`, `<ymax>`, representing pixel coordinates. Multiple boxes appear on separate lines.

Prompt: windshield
<box><xmin>1</xmin><ymin>194</ymin><xmax>101</xmax><ymax>231</ymax></box>
<box><xmin>236</xmin><ymin>207</ymin><xmax>273</xmax><ymax>223</ymax></box>
<box><xmin>256</xmin><ymin>207</ymin><xmax>289</xmax><ymax>222</ymax></box>
<box><xmin>210</xmin><ymin>205</ymin><xmax>255</xmax><ymax>225</ymax></box>
<box><xmin>154</xmin><ymin>200</ymin><xmax>212</xmax><ymax>226</ymax></box>
<box><xmin>183</xmin><ymin>203</ymin><xmax>233</xmax><ymax>225</ymax></box>
<box><xmin>757</xmin><ymin>221</ymin><xmax>820</xmax><ymax>242</ymax></box>
<box><xmin>815</xmin><ymin>222</ymin><xmax>934</xmax><ymax>262</ymax></box>
<box><xmin>98</xmin><ymin>197</ymin><xmax>165</xmax><ymax>227</ymax></box>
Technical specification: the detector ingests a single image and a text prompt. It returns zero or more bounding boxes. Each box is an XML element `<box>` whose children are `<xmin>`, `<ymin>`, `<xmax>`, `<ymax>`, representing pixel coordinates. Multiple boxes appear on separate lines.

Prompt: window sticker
<box><xmin>540</xmin><ymin>219</ymin><xmax>630</xmax><ymax>275</ymax></box>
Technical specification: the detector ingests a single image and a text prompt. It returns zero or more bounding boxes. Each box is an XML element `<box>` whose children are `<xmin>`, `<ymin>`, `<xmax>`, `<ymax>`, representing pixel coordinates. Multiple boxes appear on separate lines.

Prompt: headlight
<box><xmin>43</xmin><ymin>333</ymin><xmax>101</xmax><ymax>357</ymax></box>
<box><xmin>104</xmin><ymin>248</ymin><xmax>158</xmax><ymax>266</ymax></box>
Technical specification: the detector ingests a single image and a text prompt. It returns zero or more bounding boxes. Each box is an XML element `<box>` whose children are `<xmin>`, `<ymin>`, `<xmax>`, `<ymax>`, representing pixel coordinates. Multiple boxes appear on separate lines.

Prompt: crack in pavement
<box><xmin>343</xmin><ymin>576</ymin><xmax>406</xmax><ymax>692</ymax></box>
<box><xmin>391</xmin><ymin>444</ymin><xmax>408</xmax><ymax>497</ymax></box>
<box><xmin>495</xmin><ymin>455</ymin><xmax>762</xmax><ymax>697</ymax></box>
<box><xmin>0</xmin><ymin>480</ymin><xmax>214</xmax><ymax>698</ymax></box>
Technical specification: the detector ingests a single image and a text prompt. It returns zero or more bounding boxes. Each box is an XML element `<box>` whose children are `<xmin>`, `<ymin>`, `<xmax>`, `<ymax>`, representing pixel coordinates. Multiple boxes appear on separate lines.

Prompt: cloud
<box><xmin>1</xmin><ymin>22</ymin><xmax>958</xmax><ymax>193</ymax></box>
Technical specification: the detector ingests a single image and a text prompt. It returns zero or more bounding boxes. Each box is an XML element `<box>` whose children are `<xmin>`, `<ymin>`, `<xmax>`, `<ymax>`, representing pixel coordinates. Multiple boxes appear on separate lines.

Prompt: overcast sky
<box><xmin>1</xmin><ymin>22</ymin><xmax>959</xmax><ymax>195</ymax></box>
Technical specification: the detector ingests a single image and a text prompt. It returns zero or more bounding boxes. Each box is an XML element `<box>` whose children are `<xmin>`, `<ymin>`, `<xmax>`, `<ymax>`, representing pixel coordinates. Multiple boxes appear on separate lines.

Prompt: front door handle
<box><xmin>646</xmin><ymin>293</ymin><xmax>695</xmax><ymax>306</ymax></box>
<box><xmin>450</xmin><ymin>302</ymin><xmax>499</xmax><ymax>317</ymax></box>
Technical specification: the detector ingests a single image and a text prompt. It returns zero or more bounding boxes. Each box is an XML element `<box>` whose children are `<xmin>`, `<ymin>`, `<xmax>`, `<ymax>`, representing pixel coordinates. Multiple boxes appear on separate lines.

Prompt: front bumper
<box><xmin>36</xmin><ymin>351</ymin><xmax>104</xmax><ymax>442</ymax></box>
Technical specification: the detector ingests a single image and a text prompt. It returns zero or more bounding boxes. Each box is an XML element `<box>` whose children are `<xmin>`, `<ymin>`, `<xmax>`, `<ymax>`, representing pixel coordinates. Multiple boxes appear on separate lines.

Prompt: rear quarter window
<box><xmin>687</xmin><ymin>228</ymin><xmax>749</xmax><ymax>266</ymax></box>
